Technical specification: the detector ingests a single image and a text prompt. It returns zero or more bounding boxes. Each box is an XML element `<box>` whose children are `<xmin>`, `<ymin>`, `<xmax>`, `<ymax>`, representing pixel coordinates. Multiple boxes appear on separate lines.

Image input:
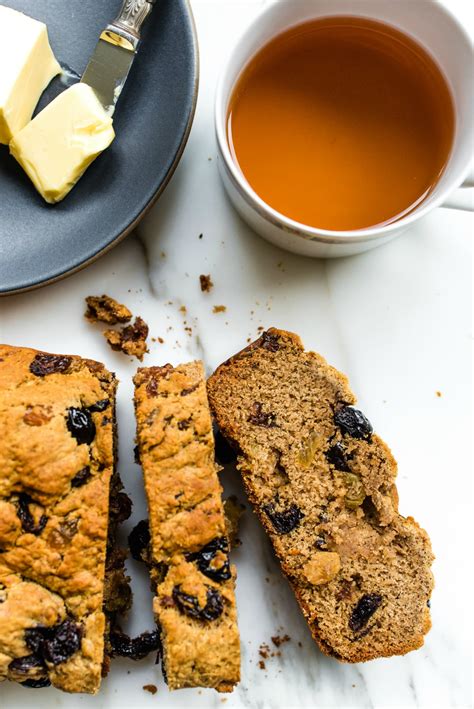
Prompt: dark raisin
<box><xmin>172</xmin><ymin>586</ymin><xmax>224</xmax><ymax>621</ymax></box>
<box><xmin>66</xmin><ymin>407</ymin><xmax>96</xmax><ymax>445</ymax></box>
<box><xmin>109</xmin><ymin>630</ymin><xmax>161</xmax><ymax>660</ymax></box>
<box><xmin>349</xmin><ymin>594</ymin><xmax>382</xmax><ymax>632</ymax></box>
<box><xmin>20</xmin><ymin>677</ymin><xmax>51</xmax><ymax>688</ymax></box>
<box><xmin>260</xmin><ymin>331</ymin><xmax>280</xmax><ymax>352</ymax></box>
<box><xmin>325</xmin><ymin>443</ymin><xmax>351</xmax><ymax>471</ymax></box>
<box><xmin>29</xmin><ymin>353</ymin><xmax>71</xmax><ymax>377</ymax></box>
<box><xmin>186</xmin><ymin>537</ymin><xmax>231</xmax><ymax>583</ymax></box>
<box><xmin>263</xmin><ymin>502</ymin><xmax>304</xmax><ymax>534</ymax></box>
<box><xmin>134</xmin><ymin>445</ymin><xmax>141</xmax><ymax>464</ymax></box>
<box><xmin>128</xmin><ymin>520</ymin><xmax>151</xmax><ymax>562</ymax></box>
<box><xmin>42</xmin><ymin>620</ymin><xmax>83</xmax><ymax>665</ymax></box>
<box><xmin>17</xmin><ymin>494</ymin><xmax>48</xmax><ymax>536</ymax></box>
<box><xmin>109</xmin><ymin>491</ymin><xmax>132</xmax><ymax>523</ymax></box>
<box><xmin>71</xmin><ymin>466</ymin><xmax>92</xmax><ymax>488</ymax></box>
<box><xmin>248</xmin><ymin>402</ymin><xmax>276</xmax><ymax>427</ymax></box>
<box><xmin>177</xmin><ymin>417</ymin><xmax>191</xmax><ymax>431</ymax></box>
<box><xmin>315</xmin><ymin>535</ymin><xmax>327</xmax><ymax>550</ymax></box>
<box><xmin>146</xmin><ymin>378</ymin><xmax>158</xmax><ymax>397</ymax></box>
<box><xmin>9</xmin><ymin>654</ymin><xmax>45</xmax><ymax>674</ymax></box>
<box><xmin>88</xmin><ymin>399</ymin><xmax>110</xmax><ymax>413</ymax></box>
<box><xmin>25</xmin><ymin>628</ymin><xmax>47</xmax><ymax>655</ymax></box>
<box><xmin>181</xmin><ymin>383</ymin><xmax>198</xmax><ymax>396</ymax></box>
<box><xmin>334</xmin><ymin>407</ymin><xmax>373</xmax><ymax>440</ymax></box>
<box><xmin>214</xmin><ymin>430</ymin><xmax>237</xmax><ymax>464</ymax></box>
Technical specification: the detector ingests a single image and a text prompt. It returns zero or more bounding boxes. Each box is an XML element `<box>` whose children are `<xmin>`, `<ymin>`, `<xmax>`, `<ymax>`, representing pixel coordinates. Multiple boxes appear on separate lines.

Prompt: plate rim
<box><xmin>1</xmin><ymin>0</ymin><xmax>200</xmax><ymax>297</ymax></box>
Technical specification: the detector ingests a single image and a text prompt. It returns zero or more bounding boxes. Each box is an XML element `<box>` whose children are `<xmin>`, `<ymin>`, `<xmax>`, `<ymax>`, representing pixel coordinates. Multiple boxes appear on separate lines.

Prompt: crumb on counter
<box><xmin>258</xmin><ymin>660</ymin><xmax>266</xmax><ymax>670</ymax></box>
<box><xmin>179</xmin><ymin>305</ymin><xmax>187</xmax><ymax>314</ymax></box>
<box><xmin>104</xmin><ymin>316</ymin><xmax>149</xmax><ymax>361</ymax></box>
<box><xmin>436</xmin><ymin>391</ymin><xmax>442</xmax><ymax>397</ymax></box>
<box><xmin>271</xmin><ymin>634</ymin><xmax>290</xmax><ymax>647</ymax></box>
<box><xmin>143</xmin><ymin>684</ymin><xmax>157</xmax><ymax>695</ymax></box>
<box><xmin>259</xmin><ymin>643</ymin><xmax>270</xmax><ymax>659</ymax></box>
<box><xmin>200</xmin><ymin>274</ymin><xmax>214</xmax><ymax>292</ymax></box>
<box><xmin>84</xmin><ymin>294</ymin><xmax>132</xmax><ymax>325</ymax></box>
<box><xmin>213</xmin><ymin>305</ymin><xmax>227</xmax><ymax>314</ymax></box>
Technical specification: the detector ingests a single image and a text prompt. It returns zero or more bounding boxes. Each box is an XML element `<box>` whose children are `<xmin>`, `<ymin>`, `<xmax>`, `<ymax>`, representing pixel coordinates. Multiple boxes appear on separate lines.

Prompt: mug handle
<box><xmin>442</xmin><ymin>165</ymin><xmax>474</xmax><ymax>211</ymax></box>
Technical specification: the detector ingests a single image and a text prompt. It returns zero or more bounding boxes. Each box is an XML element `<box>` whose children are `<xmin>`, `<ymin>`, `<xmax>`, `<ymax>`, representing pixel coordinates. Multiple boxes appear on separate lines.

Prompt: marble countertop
<box><xmin>1</xmin><ymin>2</ymin><xmax>472</xmax><ymax>708</ymax></box>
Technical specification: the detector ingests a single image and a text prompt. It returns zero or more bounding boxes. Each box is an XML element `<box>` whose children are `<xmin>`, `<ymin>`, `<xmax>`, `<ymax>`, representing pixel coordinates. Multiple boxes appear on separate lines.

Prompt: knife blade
<box><xmin>81</xmin><ymin>0</ymin><xmax>156</xmax><ymax>115</ymax></box>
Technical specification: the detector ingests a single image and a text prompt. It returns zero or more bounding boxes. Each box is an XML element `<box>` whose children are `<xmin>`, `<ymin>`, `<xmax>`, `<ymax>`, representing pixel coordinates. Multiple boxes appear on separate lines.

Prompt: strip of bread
<box><xmin>0</xmin><ymin>345</ymin><xmax>130</xmax><ymax>693</ymax></box>
<box><xmin>207</xmin><ymin>329</ymin><xmax>433</xmax><ymax>662</ymax></box>
<box><xmin>133</xmin><ymin>362</ymin><xmax>240</xmax><ymax>691</ymax></box>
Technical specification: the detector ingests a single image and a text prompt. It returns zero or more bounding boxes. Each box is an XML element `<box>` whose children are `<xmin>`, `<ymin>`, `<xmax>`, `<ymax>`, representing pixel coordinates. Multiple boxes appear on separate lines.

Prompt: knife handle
<box><xmin>108</xmin><ymin>0</ymin><xmax>156</xmax><ymax>51</ymax></box>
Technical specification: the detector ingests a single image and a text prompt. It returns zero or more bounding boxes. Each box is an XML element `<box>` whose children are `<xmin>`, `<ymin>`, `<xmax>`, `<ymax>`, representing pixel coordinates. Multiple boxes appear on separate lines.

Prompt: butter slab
<box><xmin>10</xmin><ymin>83</ymin><xmax>115</xmax><ymax>204</ymax></box>
<box><xmin>0</xmin><ymin>6</ymin><xmax>61</xmax><ymax>144</ymax></box>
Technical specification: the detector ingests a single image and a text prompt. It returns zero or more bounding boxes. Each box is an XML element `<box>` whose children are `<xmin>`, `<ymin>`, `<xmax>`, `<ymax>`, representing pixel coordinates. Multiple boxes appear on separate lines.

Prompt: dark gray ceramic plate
<box><xmin>0</xmin><ymin>0</ymin><xmax>198</xmax><ymax>295</ymax></box>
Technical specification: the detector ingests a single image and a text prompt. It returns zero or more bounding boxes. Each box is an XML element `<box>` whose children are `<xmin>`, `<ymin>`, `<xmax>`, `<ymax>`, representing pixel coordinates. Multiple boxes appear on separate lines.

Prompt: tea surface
<box><xmin>227</xmin><ymin>17</ymin><xmax>454</xmax><ymax>231</ymax></box>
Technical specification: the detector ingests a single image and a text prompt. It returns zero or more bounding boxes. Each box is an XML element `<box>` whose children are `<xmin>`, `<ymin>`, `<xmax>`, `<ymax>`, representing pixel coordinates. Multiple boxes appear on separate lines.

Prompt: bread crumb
<box><xmin>213</xmin><ymin>305</ymin><xmax>227</xmax><ymax>314</ymax></box>
<box><xmin>200</xmin><ymin>274</ymin><xmax>214</xmax><ymax>292</ymax></box>
<box><xmin>104</xmin><ymin>317</ymin><xmax>149</xmax><ymax>361</ymax></box>
<box><xmin>84</xmin><ymin>294</ymin><xmax>132</xmax><ymax>325</ymax></box>
<box><xmin>436</xmin><ymin>390</ymin><xmax>442</xmax><ymax>397</ymax></box>
<box><xmin>258</xmin><ymin>660</ymin><xmax>266</xmax><ymax>670</ymax></box>
<box><xmin>179</xmin><ymin>305</ymin><xmax>187</xmax><ymax>314</ymax></box>
<box><xmin>158</xmin><ymin>337</ymin><xmax>164</xmax><ymax>344</ymax></box>
<box><xmin>271</xmin><ymin>634</ymin><xmax>290</xmax><ymax>647</ymax></box>
<box><xmin>259</xmin><ymin>643</ymin><xmax>270</xmax><ymax>659</ymax></box>
<box><xmin>143</xmin><ymin>684</ymin><xmax>157</xmax><ymax>695</ymax></box>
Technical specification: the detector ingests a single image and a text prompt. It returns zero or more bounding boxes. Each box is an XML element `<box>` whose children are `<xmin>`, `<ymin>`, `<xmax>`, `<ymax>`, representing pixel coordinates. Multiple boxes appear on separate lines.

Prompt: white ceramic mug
<box><xmin>215</xmin><ymin>0</ymin><xmax>473</xmax><ymax>258</ymax></box>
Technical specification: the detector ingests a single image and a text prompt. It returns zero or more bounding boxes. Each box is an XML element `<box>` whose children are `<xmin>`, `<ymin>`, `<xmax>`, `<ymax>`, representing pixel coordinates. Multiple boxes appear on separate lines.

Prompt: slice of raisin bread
<box><xmin>207</xmin><ymin>329</ymin><xmax>433</xmax><ymax>662</ymax></box>
<box><xmin>0</xmin><ymin>345</ymin><xmax>131</xmax><ymax>693</ymax></box>
<box><xmin>133</xmin><ymin>362</ymin><xmax>240</xmax><ymax>691</ymax></box>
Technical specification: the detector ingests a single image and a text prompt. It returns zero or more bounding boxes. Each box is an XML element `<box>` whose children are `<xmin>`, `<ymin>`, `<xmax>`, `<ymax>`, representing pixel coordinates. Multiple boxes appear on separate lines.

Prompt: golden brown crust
<box><xmin>133</xmin><ymin>362</ymin><xmax>240</xmax><ymax>691</ymax></box>
<box><xmin>0</xmin><ymin>344</ymin><xmax>116</xmax><ymax>693</ymax></box>
<box><xmin>207</xmin><ymin>329</ymin><xmax>434</xmax><ymax>663</ymax></box>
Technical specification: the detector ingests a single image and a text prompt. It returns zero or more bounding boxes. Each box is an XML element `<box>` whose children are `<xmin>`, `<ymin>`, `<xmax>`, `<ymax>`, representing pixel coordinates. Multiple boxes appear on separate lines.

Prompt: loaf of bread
<box><xmin>133</xmin><ymin>362</ymin><xmax>240</xmax><ymax>691</ymax></box>
<box><xmin>207</xmin><ymin>329</ymin><xmax>433</xmax><ymax>662</ymax></box>
<box><xmin>0</xmin><ymin>345</ymin><xmax>131</xmax><ymax>693</ymax></box>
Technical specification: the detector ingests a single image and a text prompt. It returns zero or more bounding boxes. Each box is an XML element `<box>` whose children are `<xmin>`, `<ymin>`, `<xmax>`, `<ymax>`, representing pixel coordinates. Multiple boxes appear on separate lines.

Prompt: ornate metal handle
<box><xmin>107</xmin><ymin>0</ymin><xmax>156</xmax><ymax>51</ymax></box>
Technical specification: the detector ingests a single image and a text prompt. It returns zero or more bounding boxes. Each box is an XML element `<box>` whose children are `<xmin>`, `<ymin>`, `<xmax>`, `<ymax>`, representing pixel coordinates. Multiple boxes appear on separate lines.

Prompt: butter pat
<box><xmin>0</xmin><ymin>6</ymin><xmax>61</xmax><ymax>144</ymax></box>
<box><xmin>10</xmin><ymin>83</ymin><xmax>115</xmax><ymax>204</ymax></box>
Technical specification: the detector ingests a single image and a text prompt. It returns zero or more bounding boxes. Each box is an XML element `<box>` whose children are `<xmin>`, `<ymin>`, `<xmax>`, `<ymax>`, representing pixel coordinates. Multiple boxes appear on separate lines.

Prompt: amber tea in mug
<box><xmin>227</xmin><ymin>17</ymin><xmax>455</xmax><ymax>232</ymax></box>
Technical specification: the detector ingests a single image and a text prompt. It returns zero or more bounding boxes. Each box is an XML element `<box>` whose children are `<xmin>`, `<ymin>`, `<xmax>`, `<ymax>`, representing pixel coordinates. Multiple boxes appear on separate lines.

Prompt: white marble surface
<box><xmin>1</xmin><ymin>2</ymin><xmax>473</xmax><ymax>708</ymax></box>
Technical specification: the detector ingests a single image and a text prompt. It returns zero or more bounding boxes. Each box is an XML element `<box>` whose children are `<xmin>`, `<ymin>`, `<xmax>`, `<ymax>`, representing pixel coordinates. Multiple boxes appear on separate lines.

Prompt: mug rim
<box><xmin>215</xmin><ymin>0</ymin><xmax>473</xmax><ymax>245</ymax></box>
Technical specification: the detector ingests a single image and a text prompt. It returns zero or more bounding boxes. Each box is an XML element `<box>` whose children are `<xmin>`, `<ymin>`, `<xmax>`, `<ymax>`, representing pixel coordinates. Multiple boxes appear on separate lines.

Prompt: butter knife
<box><xmin>81</xmin><ymin>0</ymin><xmax>156</xmax><ymax>115</ymax></box>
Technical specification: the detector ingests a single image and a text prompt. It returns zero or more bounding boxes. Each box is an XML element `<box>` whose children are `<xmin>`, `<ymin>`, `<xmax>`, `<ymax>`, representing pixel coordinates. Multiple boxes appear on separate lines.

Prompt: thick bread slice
<box><xmin>207</xmin><ymin>329</ymin><xmax>433</xmax><ymax>662</ymax></box>
<box><xmin>0</xmin><ymin>344</ymin><xmax>126</xmax><ymax>694</ymax></box>
<box><xmin>133</xmin><ymin>362</ymin><xmax>240</xmax><ymax>691</ymax></box>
